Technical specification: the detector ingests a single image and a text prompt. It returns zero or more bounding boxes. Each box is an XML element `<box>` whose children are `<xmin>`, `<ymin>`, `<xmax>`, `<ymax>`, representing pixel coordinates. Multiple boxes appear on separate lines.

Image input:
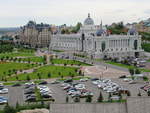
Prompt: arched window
<box><xmin>101</xmin><ymin>41</ymin><xmax>106</xmax><ymax>52</ymax></box>
<box><xmin>134</xmin><ymin>40</ymin><xmax>138</xmax><ymax>50</ymax></box>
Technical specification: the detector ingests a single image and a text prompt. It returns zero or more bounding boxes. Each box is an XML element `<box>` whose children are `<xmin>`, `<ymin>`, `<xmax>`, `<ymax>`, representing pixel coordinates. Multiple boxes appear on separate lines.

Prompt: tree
<box><xmin>74</xmin><ymin>97</ymin><xmax>80</xmax><ymax>103</ymax></box>
<box><xmin>61</xmin><ymin>75</ymin><xmax>64</xmax><ymax>79</ymax></box>
<box><xmin>78</xmin><ymin>70</ymin><xmax>82</xmax><ymax>75</ymax></box>
<box><xmin>3</xmin><ymin>104</ymin><xmax>16</xmax><ymax>113</ymax></box>
<box><xmin>137</xmin><ymin>91</ymin><xmax>141</xmax><ymax>96</ymax></box>
<box><xmin>58</xmin><ymin>72</ymin><xmax>61</xmax><ymax>76</ymax></box>
<box><xmin>108</xmin><ymin>93</ymin><xmax>112</xmax><ymax>102</ymax></box>
<box><xmin>147</xmin><ymin>90</ymin><xmax>150</xmax><ymax>96</ymax></box>
<box><xmin>66</xmin><ymin>96</ymin><xmax>69</xmax><ymax>103</ymax></box>
<box><xmin>16</xmin><ymin>101</ymin><xmax>20</xmax><ymax>110</ymax></box>
<box><xmin>37</xmin><ymin>73</ymin><xmax>40</xmax><ymax>77</ymax></box>
<box><xmin>43</xmin><ymin>55</ymin><xmax>47</xmax><ymax>64</ymax></box>
<box><xmin>86</xmin><ymin>95</ymin><xmax>92</xmax><ymax>103</ymax></box>
<box><xmin>71</xmin><ymin>75</ymin><xmax>74</xmax><ymax>79</ymax></box>
<box><xmin>129</xmin><ymin>68</ymin><xmax>134</xmax><ymax>80</ymax></box>
<box><xmin>118</xmin><ymin>92</ymin><xmax>122</xmax><ymax>101</ymax></box>
<box><xmin>16</xmin><ymin>76</ymin><xmax>19</xmax><ymax>81</ymax></box>
<box><xmin>26</xmin><ymin>75</ymin><xmax>30</xmax><ymax>81</ymax></box>
<box><xmin>47</xmin><ymin>73</ymin><xmax>51</xmax><ymax>78</ymax></box>
<box><xmin>135</xmin><ymin>69</ymin><xmax>141</xmax><ymax>74</ymax></box>
<box><xmin>38</xmin><ymin>75</ymin><xmax>41</xmax><ymax>80</ymax></box>
<box><xmin>97</xmin><ymin>91</ymin><xmax>103</xmax><ymax>102</ymax></box>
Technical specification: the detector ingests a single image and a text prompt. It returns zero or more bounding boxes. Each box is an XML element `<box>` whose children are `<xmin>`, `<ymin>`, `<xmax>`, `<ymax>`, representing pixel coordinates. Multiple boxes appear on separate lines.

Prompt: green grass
<box><xmin>3</xmin><ymin>80</ymin><xmax>44</xmax><ymax>86</ymax></box>
<box><xmin>16</xmin><ymin>57</ymin><xmax>44</xmax><ymax>63</ymax></box>
<box><xmin>106</xmin><ymin>61</ymin><xmax>150</xmax><ymax>72</ymax></box>
<box><xmin>0</xmin><ymin>62</ymin><xmax>38</xmax><ymax>78</ymax></box>
<box><xmin>0</xmin><ymin>52</ymin><xmax>34</xmax><ymax>58</ymax></box>
<box><xmin>51</xmin><ymin>59</ymin><xmax>92</xmax><ymax>66</ymax></box>
<box><xmin>142</xmin><ymin>43</ymin><xmax>150</xmax><ymax>52</ymax></box>
<box><xmin>7</xmin><ymin>65</ymin><xmax>79</xmax><ymax>81</ymax></box>
<box><xmin>106</xmin><ymin>61</ymin><xmax>135</xmax><ymax>69</ymax></box>
<box><xmin>53</xmin><ymin>50</ymin><xmax>64</xmax><ymax>52</ymax></box>
<box><xmin>17</xmin><ymin>48</ymin><xmax>35</xmax><ymax>53</ymax></box>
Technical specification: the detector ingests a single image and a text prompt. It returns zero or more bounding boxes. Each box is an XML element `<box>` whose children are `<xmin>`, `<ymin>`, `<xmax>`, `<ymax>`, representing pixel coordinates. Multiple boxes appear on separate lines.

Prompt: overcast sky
<box><xmin>0</xmin><ymin>0</ymin><xmax>150</xmax><ymax>27</ymax></box>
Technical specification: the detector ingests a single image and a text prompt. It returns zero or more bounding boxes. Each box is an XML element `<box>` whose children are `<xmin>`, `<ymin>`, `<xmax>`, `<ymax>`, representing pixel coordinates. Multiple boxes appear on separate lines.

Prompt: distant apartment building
<box><xmin>126</xmin><ymin>18</ymin><xmax>150</xmax><ymax>33</ymax></box>
<box><xmin>19</xmin><ymin>21</ymin><xmax>52</xmax><ymax>48</ymax></box>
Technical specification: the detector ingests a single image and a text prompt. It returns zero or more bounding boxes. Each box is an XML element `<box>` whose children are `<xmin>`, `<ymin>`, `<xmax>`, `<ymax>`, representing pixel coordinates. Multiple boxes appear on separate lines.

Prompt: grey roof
<box><xmin>96</xmin><ymin>29</ymin><xmax>106</xmax><ymax>36</ymax></box>
<box><xmin>128</xmin><ymin>28</ymin><xmax>137</xmax><ymax>35</ymax></box>
<box><xmin>84</xmin><ymin>14</ymin><xmax>94</xmax><ymax>25</ymax></box>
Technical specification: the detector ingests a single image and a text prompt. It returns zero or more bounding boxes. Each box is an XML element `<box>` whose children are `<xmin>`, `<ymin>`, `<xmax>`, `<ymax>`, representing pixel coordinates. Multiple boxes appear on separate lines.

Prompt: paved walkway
<box><xmin>81</xmin><ymin>65</ymin><xmax>129</xmax><ymax>79</ymax></box>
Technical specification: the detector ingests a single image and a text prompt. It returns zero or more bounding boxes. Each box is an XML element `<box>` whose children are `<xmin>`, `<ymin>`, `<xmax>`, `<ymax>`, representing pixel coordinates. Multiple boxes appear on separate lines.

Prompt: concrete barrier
<box><xmin>50</xmin><ymin>97</ymin><xmax>150</xmax><ymax>113</ymax></box>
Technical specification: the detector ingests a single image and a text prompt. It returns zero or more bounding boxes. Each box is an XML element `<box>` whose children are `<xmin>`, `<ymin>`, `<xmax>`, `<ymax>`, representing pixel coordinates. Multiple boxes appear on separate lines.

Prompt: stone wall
<box><xmin>127</xmin><ymin>97</ymin><xmax>150</xmax><ymax>113</ymax></box>
<box><xmin>50</xmin><ymin>103</ymin><xmax>126</xmax><ymax>113</ymax></box>
<box><xmin>50</xmin><ymin>97</ymin><xmax>150</xmax><ymax>113</ymax></box>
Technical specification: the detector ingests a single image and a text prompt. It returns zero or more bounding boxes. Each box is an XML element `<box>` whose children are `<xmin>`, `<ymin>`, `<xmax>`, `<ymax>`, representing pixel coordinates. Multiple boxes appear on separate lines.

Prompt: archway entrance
<box><xmin>135</xmin><ymin>52</ymin><xmax>139</xmax><ymax>58</ymax></box>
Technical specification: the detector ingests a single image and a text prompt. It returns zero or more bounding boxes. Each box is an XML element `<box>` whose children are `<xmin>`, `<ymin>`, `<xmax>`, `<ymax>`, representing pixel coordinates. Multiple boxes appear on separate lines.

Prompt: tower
<box><xmin>88</xmin><ymin>13</ymin><xmax>90</xmax><ymax>18</ymax></box>
<box><xmin>100</xmin><ymin>20</ymin><xmax>103</xmax><ymax>29</ymax></box>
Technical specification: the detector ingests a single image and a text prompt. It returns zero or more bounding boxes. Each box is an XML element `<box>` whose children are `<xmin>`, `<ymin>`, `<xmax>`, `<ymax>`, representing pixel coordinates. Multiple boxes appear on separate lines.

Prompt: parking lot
<box><xmin>0</xmin><ymin>78</ymin><xmax>148</xmax><ymax>108</ymax></box>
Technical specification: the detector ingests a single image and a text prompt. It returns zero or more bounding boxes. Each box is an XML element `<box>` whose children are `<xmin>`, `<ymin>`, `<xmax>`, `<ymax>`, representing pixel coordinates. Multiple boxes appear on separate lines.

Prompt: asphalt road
<box><xmin>0</xmin><ymin>78</ymin><xmax>147</xmax><ymax>109</ymax></box>
<box><xmin>8</xmin><ymin>86</ymin><xmax>24</xmax><ymax>106</ymax></box>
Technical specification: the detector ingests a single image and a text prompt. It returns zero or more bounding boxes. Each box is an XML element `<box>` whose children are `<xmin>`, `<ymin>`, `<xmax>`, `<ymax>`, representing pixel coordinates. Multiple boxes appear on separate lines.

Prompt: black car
<box><xmin>25</xmin><ymin>94</ymin><xmax>36</xmax><ymax>98</ymax></box>
<box><xmin>119</xmin><ymin>75</ymin><xmax>126</xmax><ymax>79</ymax></box>
<box><xmin>38</xmin><ymin>81</ymin><xmax>48</xmax><ymax>85</ymax></box>
<box><xmin>25</xmin><ymin>97</ymin><xmax>36</xmax><ymax>102</ymax></box>
<box><xmin>64</xmin><ymin>79</ymin><xmax>73</xmax><ymax>83</ymax></box>
<box><xmin>12</xmin><ymin>83</ymin><xmax>21</xmax><ymax>87</ymax></box>
<box><xmin>24</xmin><ymin>90</ymin><xmax>35</xmax><ymax>94</ymax></box>
<box><xmin>41</xmin><ymin>94</ymin><xmax>52</xmax><ymax>98</ymax></box>
<box><xmin>91</xmin><ymin>78</ymin><xmax>99</xmax><ymax>81</ymax></box>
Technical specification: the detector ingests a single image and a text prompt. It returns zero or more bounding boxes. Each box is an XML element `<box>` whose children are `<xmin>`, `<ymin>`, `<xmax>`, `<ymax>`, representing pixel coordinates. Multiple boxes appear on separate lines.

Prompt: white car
<box><xmin>75</xmin><ymin>84</ymin><xmax>85</xmax><ymax>90</ymax></box>
<box><xmin>79</xmin><ymin>78</ymin><xmax>88</xmax><ymax>82</ymax></box>
<box><xmin>111</xmin><ymin>96</ymin><xmax>120</xmax><ymax>100</ymax></box>
<box><xmin>61</xmin><ymin>83</ymin><xmax>69</xmax><ymax>87</ymax></box>
<box><xmin>0</xmin><ymin>96</ymin><xmax>8</xmax><ymax>104</ymax></box>
<box><xmin>123</xmin><ymin>78</ymin><xmax>132</xmax><ymax>82</ymax></box>
<box><xmin>0</xmin><ymin>83</ymin><xmax>4</xmax><ymax>88</ymax></box>
<box><xmin>103</xmin><ymin>79</ymin><xmax>111</xmax><ymax>83</ymax></box>
<box><xmin>92</xmin><ymin>80</ymin><xmax>101</xmax><ymax>85</ymax></box>
<box><xmin>0</xmin><ymin>88</ymin><xmax>8</xmax><ymax>94</ymax></box>
<box><xmin>68</xmin><ymin>90</ymin><xmax>80</xmax><ymax>95</ymax></box>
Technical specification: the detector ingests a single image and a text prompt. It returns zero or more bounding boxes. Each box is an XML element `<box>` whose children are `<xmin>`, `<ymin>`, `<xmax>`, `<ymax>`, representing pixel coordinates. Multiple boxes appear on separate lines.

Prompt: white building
<box><xmin>50</xmin><ymin>14</ymin><xmax>144</xmax><ymax>59</ymax></box>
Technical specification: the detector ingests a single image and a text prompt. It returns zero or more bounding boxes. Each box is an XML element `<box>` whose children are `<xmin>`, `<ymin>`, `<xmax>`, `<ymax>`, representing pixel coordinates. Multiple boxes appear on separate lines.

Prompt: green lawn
<box><xmin>106</xmin><ymin>61</ymin><xmax>135</xmax><ymax>69</ymax></box>
<box><xmin>16</xmin><ymin>57</ymin><xmax>44</xmax><ymax>63</ymax></box>
<box><xmin>0</xmin><ymin>52</ymin><xmax>34</xmax><ymax>58</ymax></box>
<box><xmin>51</xmin><ymin>59</ymin><xmax>92</xmax><ymax>66</ymax></box>
<box><xmin>0</xmin><ymin>62</ymin><xmax>38</xmax><ymax>78</ymax></box>
<box><xmin>53</xmin><ymin>50</ymin><xmax>64</xmax><ymax>52</ymax></box>
<box><xmin>7</xmin><ymin>65</ymin><xmax>79</xmax><ymax>81</ymax></box>
<box><xmin>106</xmin><ymin>61</ymin><xmax>150</xmax><ymax>72</ymax></box>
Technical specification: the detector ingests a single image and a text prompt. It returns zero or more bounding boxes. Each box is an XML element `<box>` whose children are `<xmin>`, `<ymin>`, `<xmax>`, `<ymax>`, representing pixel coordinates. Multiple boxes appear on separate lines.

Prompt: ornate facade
<box><xmin>20</xmin><ymin>21</ymin><xmax>52</xmax><ymax>48</ymax></box>
<box><xmin>50</xmin><ymin>14</ymin><xmax>143</xmax><ymax>59</ymax></box>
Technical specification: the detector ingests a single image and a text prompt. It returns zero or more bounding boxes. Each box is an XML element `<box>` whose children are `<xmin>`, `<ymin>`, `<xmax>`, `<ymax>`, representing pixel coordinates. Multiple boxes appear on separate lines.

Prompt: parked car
<box><xmin>0</xmin><ymin>96</ymin><xmax>8</xmax><ymax>104</ymax></box>
<box><xmin>91</xmin><ymin>78</ymin><xmax>99</xmax><ymax>81</ymax></box>
<box><xmin>51</xmin><ymin>80</ymin><xmax>60</xmax><ymax>84</ymax></box>
<box><xmin>12</xmin><ymin>83</ymin><xmax>21</xmax><ymax>87</ymax></box>
<box><xmin>38</xmin><ymin>81</ymin><xmax>48</xmax><ymax>85</ymax></box>
<box><xmin>80</xmin><ymin>78</ymin><xmax>88</xmax><ymax>82</ymax></box>
<box><xmin>0</xmin><ymin>88</ymin><xmax>8</xmax><ymax>94</ymax></box>
<box><xmin>24</xmin><ymin>90</ymin><xmax>35</xmax><ymax>94</ymax></box>
<box><xmin>64</xmin><ymin>79</ymin><xmax>73</xmax><ymax>83</ymax></box>
<box><xmin>25</xmin><ymin>96</ymin><xmax>36</xmax><ymax>102</ymax></box>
